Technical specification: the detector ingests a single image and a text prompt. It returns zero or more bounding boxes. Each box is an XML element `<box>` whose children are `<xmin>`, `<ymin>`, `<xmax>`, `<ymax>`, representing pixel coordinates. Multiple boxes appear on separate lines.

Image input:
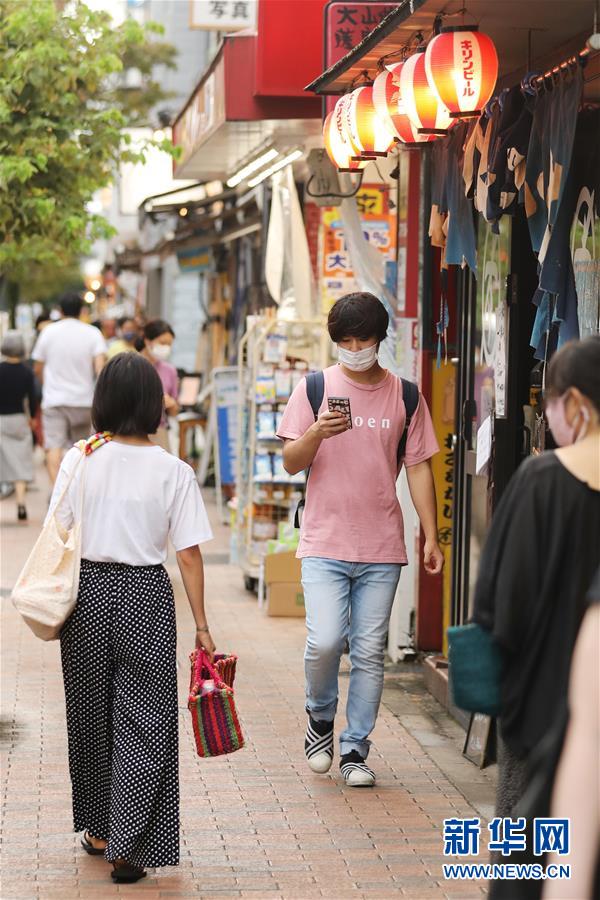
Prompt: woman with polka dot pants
<box><xmin>50</xmin><ymin>353</ymin><xmax>214</xmax><ymax>883</ymax></box>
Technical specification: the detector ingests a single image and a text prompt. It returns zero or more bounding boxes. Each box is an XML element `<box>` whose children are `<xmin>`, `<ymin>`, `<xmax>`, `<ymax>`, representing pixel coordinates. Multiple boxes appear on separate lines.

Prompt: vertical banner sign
<box><xmin>320</xmin><ymin>184</ymin><xmax>396</xmax><ymax>312</ymax></box>
<box><xmin>430</xmin><ymin>362</ymin><xmax>457</xmax><ymax>655</ymax></box>
<box><xmin>213</xmin><ymin>367</ymin><xmax>239</xmax><ymax>485</ymax></box>
<box><xmin>324</xmin><ymin>3</ymin><xmax>396</xmax><ymax>114</ymax></box>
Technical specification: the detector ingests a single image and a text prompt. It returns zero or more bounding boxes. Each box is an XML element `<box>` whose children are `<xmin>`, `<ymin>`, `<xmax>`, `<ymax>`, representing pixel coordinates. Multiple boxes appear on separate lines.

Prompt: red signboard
<box><xmin>255</xmin><ymin>0</ymin><xmax>328</xmax><ymax>97</ymax></box>
<box><xmin>324</xmin><ymin>2</ymin><xmax>397</xmax><ymax>113</ymax></box>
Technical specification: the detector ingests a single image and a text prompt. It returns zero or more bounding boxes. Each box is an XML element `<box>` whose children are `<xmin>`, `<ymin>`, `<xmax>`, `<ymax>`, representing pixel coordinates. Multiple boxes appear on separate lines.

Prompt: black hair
<box><xmin>144</xmin><ymin>319</ymin><xmax>175</xmax><ymax>342</ymax></box>
<box><xmin>135</xmin><ymin>318</ymin><xmax>175</xmax><ymax>352</ymax></box>
<box><xmin>35</xmin><ymin>312</ymin><xmax>51</xmax><ymax>330</ymax></box>
<box><xmin>92</xmin><ymin>353</ymin><xmax>163</xmax><ymax>436</ymax></box>
<box><xmin>546</xmin><ymin>336</ymin><xmax>600</xmax><ymax>412</ymax></box>
<box><xmin>117</xmin><ymin>316</ymin><xmax>136</xmax><ymax>329</ymax></box>
<box><xmin>59</xmin><ymin>292</ymin><xmax>84</xmax><ymax>318</ymax></box>
<box><xmin>327</xmin><ymin>292</ymin><xmax>389</xmax><ymax>344</ymax></box>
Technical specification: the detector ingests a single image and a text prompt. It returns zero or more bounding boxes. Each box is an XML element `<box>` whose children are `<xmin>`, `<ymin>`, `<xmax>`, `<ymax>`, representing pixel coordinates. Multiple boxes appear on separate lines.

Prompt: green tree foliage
<box><xmin>0</xmin><ymin>0</ymin><xmax>177</xmax><ymax>288</ymax></box>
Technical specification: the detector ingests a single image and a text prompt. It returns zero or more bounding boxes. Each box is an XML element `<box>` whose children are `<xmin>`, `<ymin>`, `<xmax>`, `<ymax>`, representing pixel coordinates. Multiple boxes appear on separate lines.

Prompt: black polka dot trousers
<box><xmin>60</xmin><ymin>560</ymin><xmax>180</xmax><ymax>868</ymax></box>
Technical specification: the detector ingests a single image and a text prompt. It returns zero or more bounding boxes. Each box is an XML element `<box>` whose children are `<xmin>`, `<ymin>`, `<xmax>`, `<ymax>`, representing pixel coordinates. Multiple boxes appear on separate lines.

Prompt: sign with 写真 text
<box><xmin>189</xmin><ymin>0</ymin><xmax>257</xmax><ymax>32</ymax></box>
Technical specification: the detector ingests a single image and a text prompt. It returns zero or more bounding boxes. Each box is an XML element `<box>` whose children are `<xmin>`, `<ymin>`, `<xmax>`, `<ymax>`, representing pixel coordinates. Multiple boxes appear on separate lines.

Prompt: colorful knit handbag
<box><xmin>188</xmin><ymin>650</ymin><xmax>244</xmax><ymax>758</ymax></box>
<box><xmin>189</xmin><ymin>649</ymin><xmax>238</xmax><ymax>692</ymax></box>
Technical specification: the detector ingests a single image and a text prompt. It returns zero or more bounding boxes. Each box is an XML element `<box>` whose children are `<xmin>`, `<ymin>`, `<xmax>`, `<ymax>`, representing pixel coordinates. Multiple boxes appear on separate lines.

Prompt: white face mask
<box><xmin>338</xmin><ymin>344</ymin><xmax>378</xmax><ymax>372</ymax></box>
<box><xmin>151</xmin><ymin>342</ymin><xmax>172</xmax><ymax>362</ymax></box>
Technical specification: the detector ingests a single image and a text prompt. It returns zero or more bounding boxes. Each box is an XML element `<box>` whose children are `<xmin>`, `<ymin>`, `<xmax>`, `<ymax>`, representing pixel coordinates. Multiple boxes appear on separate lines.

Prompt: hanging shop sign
<box><xmin>324</xmin><ymin>2</ymin><xmax>397</xmax><ymax>114</ymax></box>
<box><xmin>189</xmin><ymin>0</ymin><xmax>257</xmax><ymax>32</ymax></box>
<box><xmin>425</xmin><ymin>27</ymin><xmax>498</xmax><ymax>119</ymax></box>
<box><xmin>177</xmin><ymin>245</ymin><xmax>215</xmax><ymax>273</ymax></box>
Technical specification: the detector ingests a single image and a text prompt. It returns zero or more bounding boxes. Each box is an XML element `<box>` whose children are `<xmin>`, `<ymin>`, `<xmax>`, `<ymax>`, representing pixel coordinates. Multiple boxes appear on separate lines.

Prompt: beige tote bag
<box><xmin>12</xmin><ymin>446</ymin><xmax>86</xmax><ymax>641</ymax></box>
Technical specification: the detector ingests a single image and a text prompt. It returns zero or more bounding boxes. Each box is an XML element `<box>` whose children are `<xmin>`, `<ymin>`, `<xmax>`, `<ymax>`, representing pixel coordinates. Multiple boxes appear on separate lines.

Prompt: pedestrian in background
<box><xmin>106</xmin><ymin>316</ymin><xmax>139</xmax><ymax>359</ymax></box>
<box><xmin>472</xmin><ymin>336</ymin><xmax>600</xmax><ymax>820</ymax></box>
<box><xmin>32</xmin><ymin>293</ymin><xmax>107</xmax><ymax>485</ymax></box>
<box><xmin>139</xmin><ymin>319</ymin><xmax>179</xmax><ymax>451</ymax></box>
<box><xmin>29</xmin><ymin>312</ymin><xmax>52</xmax><ymax>448</ymax></box>
<box><xmin>0</xmin><ymin>331</ymin><xmax>37</xmax><ymax>522</ymax></box>
<box><xmin>51</xmin><ymin>353</ymin><xmax>214</xmax><ymax>883</ymax></box>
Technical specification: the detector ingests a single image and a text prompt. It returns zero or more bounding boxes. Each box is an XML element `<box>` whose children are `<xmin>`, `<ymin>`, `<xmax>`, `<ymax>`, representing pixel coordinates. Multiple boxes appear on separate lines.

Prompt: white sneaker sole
<box><xmin>307</xmin><ymin>751</ymin><xmax>333</xmax><ymax>774</ymax></box>
<box><xmin>345</xmin><ymin>769</ymin><xmax>375</xmax><ymax>787</ymax></box>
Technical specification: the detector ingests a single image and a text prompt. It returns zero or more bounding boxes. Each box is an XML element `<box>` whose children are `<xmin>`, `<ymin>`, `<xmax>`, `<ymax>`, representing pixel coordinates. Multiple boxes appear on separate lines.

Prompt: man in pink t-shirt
<box><xmin>277</xmin><ymin>292</ymin><xmax>442</xmax><ymax>787</ymax></box>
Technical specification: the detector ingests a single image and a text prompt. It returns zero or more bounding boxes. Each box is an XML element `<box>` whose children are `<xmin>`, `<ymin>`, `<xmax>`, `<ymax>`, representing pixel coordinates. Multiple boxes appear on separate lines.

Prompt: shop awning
<box><xmin>306</xmin><ymin>0</ymin><xmax>598</xmax><ymax>95</ymax></box>
<box><xmin>172</xmin><ymin>1</ymin><xmax>327</xmax><ymax>181</ymax></box>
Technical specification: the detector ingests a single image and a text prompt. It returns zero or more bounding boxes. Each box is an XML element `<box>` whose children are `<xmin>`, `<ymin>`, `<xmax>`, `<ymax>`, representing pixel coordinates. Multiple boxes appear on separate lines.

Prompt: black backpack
<box><xmin>294</xmin><ymin>371</ymin><xmax>420</xmax><ymax>528</ymax></box>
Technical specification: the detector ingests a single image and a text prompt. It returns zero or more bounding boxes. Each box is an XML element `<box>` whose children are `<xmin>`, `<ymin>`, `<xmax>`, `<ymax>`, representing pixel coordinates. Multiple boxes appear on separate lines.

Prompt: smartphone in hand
<box><xmin>328</xmin><ymin>396</ymin><xmax>352</xmax><ymax>428</ymax></box>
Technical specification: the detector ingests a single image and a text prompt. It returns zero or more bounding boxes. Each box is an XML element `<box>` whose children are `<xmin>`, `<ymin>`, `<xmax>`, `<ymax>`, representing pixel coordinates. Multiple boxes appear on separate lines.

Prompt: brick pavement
<box><xmin>1</xmin><ymin>460</ymin><xmax>489</xmax><ymax>899</ymax></box>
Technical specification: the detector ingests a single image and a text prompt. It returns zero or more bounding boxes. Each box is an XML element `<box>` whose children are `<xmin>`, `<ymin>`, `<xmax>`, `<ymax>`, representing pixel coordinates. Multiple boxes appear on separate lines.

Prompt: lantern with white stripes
<box><xmin>373</xmin><ymin>62</ymin><xmax>438</xmax><ymax>145</ymax></box>
<box><xmin>343</xmin><ymin>86</ymin><xmax>395</xmax><ymax>158</ymax></box>
<box><xmin>425</xmin><ymin>27</ymin><xmax>498</xmax><ymax>118</ymax></box>
<box><xmin>323</xmin><ymin>109</ymin><xmax>368</xmax><ymax>172</ymax></box>
<box><xmin>400</xmin><ymin>48</ymin><xmax>453</xmax><ymax>135</ymax></box>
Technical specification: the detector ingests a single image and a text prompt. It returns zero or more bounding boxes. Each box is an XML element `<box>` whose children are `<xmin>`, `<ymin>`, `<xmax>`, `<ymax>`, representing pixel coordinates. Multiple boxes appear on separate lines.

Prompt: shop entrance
<box><xmin>451</xmin><ymin>207</ymin><xmax>539</xmax><ymax>627</ymax></box>
<box><xmin>452</xmin><ymin>217</ymin><xmax>512</xmax><ymax>626</ymax></box>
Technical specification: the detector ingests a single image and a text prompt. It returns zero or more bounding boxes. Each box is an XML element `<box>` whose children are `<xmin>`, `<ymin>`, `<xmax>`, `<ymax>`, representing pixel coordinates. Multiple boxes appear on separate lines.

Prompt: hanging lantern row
<box><xmin>323</xmin><ymin>26</ymin><xmax>498</xmax><ymax>170</ymax></box>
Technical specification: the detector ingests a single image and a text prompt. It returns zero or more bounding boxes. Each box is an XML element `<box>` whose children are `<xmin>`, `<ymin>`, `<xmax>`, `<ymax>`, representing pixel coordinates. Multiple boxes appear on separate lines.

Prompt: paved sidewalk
<box><xmin>1</xmin><ymin>460</ymin><xmax>490</xmax><ymax>899</ymax></box>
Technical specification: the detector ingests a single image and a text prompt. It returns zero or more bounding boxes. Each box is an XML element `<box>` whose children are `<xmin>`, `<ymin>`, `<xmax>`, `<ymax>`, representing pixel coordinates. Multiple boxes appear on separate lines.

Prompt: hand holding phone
<box><xmin>327</xmin><ymin>396</ymin><xmax>352</xmax><ymax>429</ymax></box>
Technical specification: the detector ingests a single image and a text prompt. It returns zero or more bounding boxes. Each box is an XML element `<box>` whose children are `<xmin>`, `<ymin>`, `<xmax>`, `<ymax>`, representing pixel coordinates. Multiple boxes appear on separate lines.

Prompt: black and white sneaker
<box><xmin>340</xmin><ymin>750</ymin><xmax>376</xmax><ymax>787</ymax></box>
<box><xmin>305</xmin><ymin>715</ymin><xmax>334</xmax><ymax>774</ymax></box>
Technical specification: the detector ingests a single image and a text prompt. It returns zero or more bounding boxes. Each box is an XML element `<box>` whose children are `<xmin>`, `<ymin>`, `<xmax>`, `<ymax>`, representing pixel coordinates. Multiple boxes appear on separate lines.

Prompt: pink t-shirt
<box><xmin>154</xmin><ymin>359</ymin><xmax>178</xmax><ymax>428</ymax></box>
<box><xmin>277</xmin><ymin>365</ymin><xmax>439</xmax><ymax>564</ymax></box>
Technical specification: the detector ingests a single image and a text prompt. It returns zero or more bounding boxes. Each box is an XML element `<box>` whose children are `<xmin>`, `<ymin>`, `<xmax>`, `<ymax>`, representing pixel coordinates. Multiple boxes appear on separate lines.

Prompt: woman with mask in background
<box><xmin>139</xmin><ymin>319</ymin><xmax>179</xmax><ymax>451</ymax></box>
<box><xmin>472</xmin><ymin>336</ymin><xmax>600</xmax><ymax>824</ymax></box>
<box><xmin>106</xmin><ymin>317</ymin><xmax>139</xmax><ymax>360</ymax></box>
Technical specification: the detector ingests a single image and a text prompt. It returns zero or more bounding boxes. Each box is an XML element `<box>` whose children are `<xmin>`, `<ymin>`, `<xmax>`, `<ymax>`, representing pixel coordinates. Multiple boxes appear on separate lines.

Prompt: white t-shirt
<box><xmin>48</xmin><ymin>443</ymin><xmax>213</xmax><ymax>566</ymax></box>
<box><xmin>32</xmin><ymin>318</ymin><xmax>107</xmax><ymax>409</ymax></box>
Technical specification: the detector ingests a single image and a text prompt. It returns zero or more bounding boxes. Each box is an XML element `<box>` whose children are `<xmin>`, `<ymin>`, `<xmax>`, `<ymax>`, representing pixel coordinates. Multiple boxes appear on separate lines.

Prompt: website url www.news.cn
<box><xmin>443</xmin><ymin>863</ymin><xmax>571</xmax><ymax>881</ymax></box>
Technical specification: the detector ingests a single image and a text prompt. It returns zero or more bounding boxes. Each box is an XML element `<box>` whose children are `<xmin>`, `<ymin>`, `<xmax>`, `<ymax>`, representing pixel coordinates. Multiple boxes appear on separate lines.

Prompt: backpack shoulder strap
<box><xmin>397</xmin><ymin>378</ymin><xmax>420</xmax><ymax>465</ymax></box>
<box><xmin>294</xmin><ymin>372</ymin><xmax>325</xmax><ymax>529</ymax></box>
<box><xmin>305</xmin><ymin>371</ymin><xmax>325</xmax><ymax>422</ymax></box>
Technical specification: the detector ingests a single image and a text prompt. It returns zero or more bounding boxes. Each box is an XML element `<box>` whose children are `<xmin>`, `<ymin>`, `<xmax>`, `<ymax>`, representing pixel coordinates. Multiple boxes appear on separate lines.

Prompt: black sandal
<box><xmin>81</xmin><ymin>831</ymin><xmax>106</xmax><ymax>855</ymax></box>
<box><xmin>111</xmin><ymin>861</ymin><xmax>147</xmax><ymax>883</ymax></box>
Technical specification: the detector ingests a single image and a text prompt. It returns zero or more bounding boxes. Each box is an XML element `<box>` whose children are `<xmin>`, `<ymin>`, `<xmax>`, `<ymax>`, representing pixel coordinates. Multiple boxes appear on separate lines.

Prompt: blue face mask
<box><xmin>122</xmin><ymin>331</ymin><xmax>137</xmax><ymax>343</ymax></box>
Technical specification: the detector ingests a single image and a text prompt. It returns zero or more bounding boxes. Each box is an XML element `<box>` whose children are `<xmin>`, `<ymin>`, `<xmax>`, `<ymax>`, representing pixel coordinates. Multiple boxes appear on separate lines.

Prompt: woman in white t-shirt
<box><xmin>49</xmin><ymin>353</ymin><xmax>214</xmax><ymax>884</ymax></box>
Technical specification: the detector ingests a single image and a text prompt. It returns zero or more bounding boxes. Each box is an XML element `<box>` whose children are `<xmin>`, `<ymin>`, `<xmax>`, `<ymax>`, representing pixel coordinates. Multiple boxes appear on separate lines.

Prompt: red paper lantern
<box><xmin>400</xmin><ymin>48</ymin><xmax>453</xmax><ymax>135</ymax></box>
<box><xmin>343</xmin><ymin>86</ymin><xmax>395</xmax><ymax>158</ymax></box>
<box><xmin>373</xmin><ymin>63</ymin><xmax>439</xmax><ymax>146</ymax></box>
<box><xmin>425</xmin><ymin>27</ymin><xmax>498</xmax><ymax>118</ymax></box>
<box><xmin>323</xmin><ymin>109</ymin><xmax>368</xmax><ymax>172</ymax></box>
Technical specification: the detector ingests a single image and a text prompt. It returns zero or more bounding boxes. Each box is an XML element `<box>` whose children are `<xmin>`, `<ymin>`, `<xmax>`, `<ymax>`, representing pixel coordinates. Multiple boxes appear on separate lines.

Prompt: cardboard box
<box><xmin>263</xmin><ymin>550</ymin><xmax>301</xmax><ymax>584</ymax></box>
<box><xmin>266</xmin><ymin>582</ymin><xmax>305</xmax><ymax>617</ymax></box>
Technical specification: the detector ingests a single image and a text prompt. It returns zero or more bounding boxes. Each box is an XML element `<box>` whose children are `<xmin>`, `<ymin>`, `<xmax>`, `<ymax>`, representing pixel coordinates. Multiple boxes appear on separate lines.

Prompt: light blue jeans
<box><xmin>301</xmin><ymin>557</ymin><xmax>402</xmax><ymax>759</ymax></box>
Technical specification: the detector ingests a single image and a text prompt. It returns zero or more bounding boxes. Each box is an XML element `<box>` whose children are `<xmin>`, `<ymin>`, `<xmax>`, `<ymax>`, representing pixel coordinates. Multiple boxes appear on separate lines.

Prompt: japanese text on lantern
<box><xmin>460</xmin><ymin>39</ymin><xmax>475</xmax><ymax>97</ymax></box>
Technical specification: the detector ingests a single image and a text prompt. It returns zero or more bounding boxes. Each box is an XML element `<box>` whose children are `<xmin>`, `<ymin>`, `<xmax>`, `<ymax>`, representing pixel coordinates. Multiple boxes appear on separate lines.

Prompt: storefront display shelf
<box><xmin>235</xmin><ymin>314</ymin><xmax>326</xmax><ymax>594</ymax></box>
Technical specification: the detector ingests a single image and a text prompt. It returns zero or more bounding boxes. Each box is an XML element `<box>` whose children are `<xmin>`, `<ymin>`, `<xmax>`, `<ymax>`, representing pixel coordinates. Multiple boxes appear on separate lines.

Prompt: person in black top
<box><xmin>472</xmin><ymin>336</ymin><xmax>600</xmax><ymax>821</ymax></box>
<box><xmin>0</xmin><ymin>331</ymin><xmax>38</xmax><ymax>521</ymax></box>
